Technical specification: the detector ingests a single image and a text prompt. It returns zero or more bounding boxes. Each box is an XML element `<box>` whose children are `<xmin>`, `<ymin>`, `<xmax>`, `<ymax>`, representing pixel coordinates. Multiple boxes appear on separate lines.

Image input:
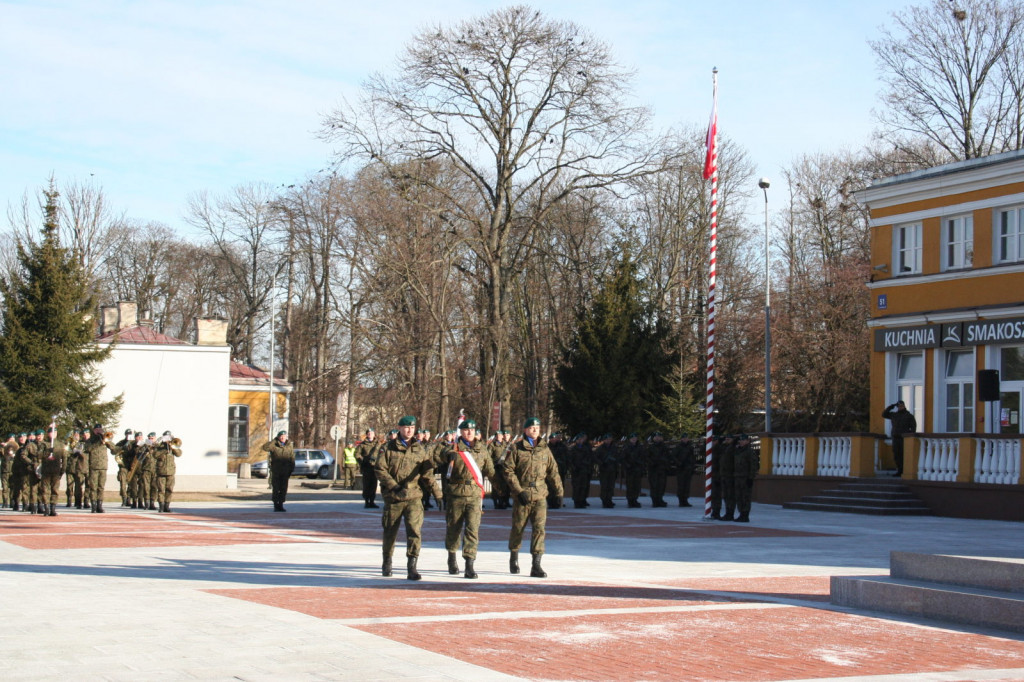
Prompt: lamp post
<box><xmin>759</xmin><ymin>178</ymin><xmax>771</xmax><ymax>434</ymax></box>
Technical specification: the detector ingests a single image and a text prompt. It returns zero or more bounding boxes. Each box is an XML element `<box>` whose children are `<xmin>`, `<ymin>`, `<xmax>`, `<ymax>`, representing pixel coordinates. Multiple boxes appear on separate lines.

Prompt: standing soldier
<box><xmin>547</xmin><ymin>432</ymin><xmax>569</xmax><ymax>509</ymax></box>
<box><xmin>882</xmin><ymin>400</ymin><xmax>916</xmax><ymax>477</ymax></box>
<box><xmin>127</xmin><ymin>431</ymin><xmax>145</xmax><ymax>508</ymax></box>
<box><xmin>674</xmin><ymin>434</ymin><xmax>696</xmax><ymax>507</ymax></box>
<box><xmin>85</xmin><ymin>425</ymin><xmax>117</xmax><ymax>513</ymax></box>
<box><xmin>138</xmin><ymin>432</ymin><xmax>159</xmax><ymax>510</ymax></box>
<box><xmin>417</xmin><ymin>429</ymin><xmax>438</xmax><ymax>511</ymax></box>
<box><xmin>620</xmin><ymin>432</ymin><xmax>645</xmax><ymax>508</ymax></box>
<box><xmin>503</xmin><ymin>417</ymin><xmax>562</xmax><ymax>578</ymax></box>
<box><xmin>153</xmin><ymin>431</ymin><xmax>182</xmax><ymax>513</ymax></box>
<box><xmin>64</xmin><ymin>431</ymin><xmax>81</xmax><ymax>508</ymax></box>
<box><xmin>732</xmin><ymin>434</ymin><xmax>758</xmax><ymax>522</ymax></box>
<box><xmin>38</xmin><ymin>424</ymin><xmax>65</xmax><ymax>516</ymax></box>
<box><xmin>10</xmin><ymin>433</ymin><xmax>29</xmax><ymax>511</ymax></box>
<box><xmin>114</xmin><ymin>428</ymin><xmax>134</xmax><ymax>506</ymax></box>
<box><xmin>374</xmin><ymin>416</ymin><xmax>441</xmax><ymax>580</ymax></box>
<box><xmin>718</xmin><ymin>435</ymin><xmax>737</xmax><ymax>521</ymax></box>
<box><xmin>646</xmin><ymin>432</ymin><xmax>671</xmax><ymax>508</ymax></box>
<box><xmin>596</xmin><ymin>434</ymin><xmax>619</xmax><ymax>508</ymax></box>
<box><xmin>19</xmin><ymin>430</ymin><xmax>42</xmax><ymax>514</ymax></box>
<box><xmin>355</xmin><ymin>428</ymin><xmax>380</xmax><ymax>509</ymax></box>
<box><xmin>0</xmin><ymin>434</ymin><xmax>15</xmax><ymax>508</ymax></box>
<box><xmin>262</xmin><ymin>430</ymin><xmax>294</xmax><ymax>512</ymax></box>
<box><xmin>488</xmin><ymin>431</ymin><xmax>511</xmax><ymax>510</ymax></box>
<box><xmin>441</xmin><ymin>418</ymin><xmax>495</xmax><ymax>579</ymax></box>
<box><xmin>568</xmin><ymin>433</ymin><xmax>593</xmax><ymax>509</ymax></box>
<box><xmin>342</xmin><ymin>441</ymin><xmax>357</xmax><ymax>490</ymax></box>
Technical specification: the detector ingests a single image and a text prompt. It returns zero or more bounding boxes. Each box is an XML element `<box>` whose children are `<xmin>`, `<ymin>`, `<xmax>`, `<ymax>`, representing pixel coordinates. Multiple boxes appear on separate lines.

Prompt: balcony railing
<box><xmin>759</xmin><ymin>433</ymin><xmax>1022</xmax><ymax>485</ymax></box>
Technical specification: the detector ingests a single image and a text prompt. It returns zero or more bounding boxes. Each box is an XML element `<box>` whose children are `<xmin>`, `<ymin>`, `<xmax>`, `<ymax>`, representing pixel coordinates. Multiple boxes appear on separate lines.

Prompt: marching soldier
<box><xmin>262</xmin><ymin>430</ymin><xmax>294</xmax><ymax>512</ymax></box>
<box><xmin>154</xmin><ymin>430</ymin><xmax>182</xmax><ymax>512</ymax></box>
<box><xmin>674</xmin><ymin>434</ymin><xmax>697</xmax><ymax>507</ymax></box>
<box><xmin>127</xmin><ymin>431</ymin><xmax>145</xmax><ymax>508</ymax></box>
<box><xmin>138</xmin><ymin>432</ymin><xmax>160</xmax><ymax>510</ymax></box>
<box><xmin>114</xmin><ymin>428</ymin><xmax>134</xmax><ymax>506</ymax></box>
<box><xmin>718</xmin><ymin>435</ymin><xmax>737</xmax><ymax>521</ymax></box>
<box><xmin>38</xmin><ymin>424</ymin><xmax>65</xmax><ymax>516</ymax></box>
<box><xmin>355</xmin><ymin>428</ymin><xmax>380</xmax><ymax>509</ymax></box>
<box><xmin>0</xmin><ymin>434</ymin><xmax>14</xmax><ymax>508</ymax></box>
<box><xmin>441</xmin><ymin>418</ymin><xmax>495</xmax><ymax>579</ymax></box>
<box><xmin>374</xmin><ymin>416</ymin><xmax>440</xmax><ymax>580</ymax></box>
<box><xmin>503</xmin><ymin>417</ymin><xmax>562</xmax><ymax>578</ymax></box>
<box><xmin>488</xmin><ymin>431</ymin><xmax>511</xmax><ymax>510</ymax></box>
<box><xmin>64</xmin><ymin>431</ymin><xmax>84</xmax><ymax>508</ymax></box>
<box><xmin>620</xmin><ymin>432</ymin><xmax>646</xmax><ymax>508</ymax></box>
<box><xmin>18</xmin><ymin>430</ymin><xmax>42</xmax><ymax>514</ymax></box>
<box><xmin>10</xmin><ymin>433</ymin><xmax>29</xmax><ymax>511</ymax></box>
<box><xmin>85</xmin><ymin>424</ymin><xmax>117</xmax><ymax>513</ymax></box>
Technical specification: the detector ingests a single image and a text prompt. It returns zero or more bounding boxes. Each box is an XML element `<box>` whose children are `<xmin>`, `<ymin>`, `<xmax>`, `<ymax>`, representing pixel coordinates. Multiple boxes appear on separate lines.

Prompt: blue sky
<box><xmin>0</xmin><ymin>0</ymin><xmax>907</xmax><ymax>232</ymax></box>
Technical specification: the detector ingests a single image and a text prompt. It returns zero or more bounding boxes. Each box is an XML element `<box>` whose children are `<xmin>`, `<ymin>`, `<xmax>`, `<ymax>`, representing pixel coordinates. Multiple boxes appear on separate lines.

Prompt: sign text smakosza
<box><xmin>875</xmin><ymin>317</ymin><xmax>1024</xmax><ymax>351</ymax></box>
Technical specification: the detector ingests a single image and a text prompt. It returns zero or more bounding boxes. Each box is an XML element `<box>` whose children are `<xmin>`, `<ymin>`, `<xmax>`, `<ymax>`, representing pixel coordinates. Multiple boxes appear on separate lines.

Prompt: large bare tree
<box><xmin>322</xmin><ymin>5</ymin><xmax>663</xmax><ymax>428</ymax></box>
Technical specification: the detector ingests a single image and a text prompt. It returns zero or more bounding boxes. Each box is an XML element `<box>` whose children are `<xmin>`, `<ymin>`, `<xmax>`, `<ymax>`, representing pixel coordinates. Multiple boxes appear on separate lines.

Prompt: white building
<box><xmin>95</xmin><ymin>302</ymin><xmax>235</xmax><ymax>491</ymax></box>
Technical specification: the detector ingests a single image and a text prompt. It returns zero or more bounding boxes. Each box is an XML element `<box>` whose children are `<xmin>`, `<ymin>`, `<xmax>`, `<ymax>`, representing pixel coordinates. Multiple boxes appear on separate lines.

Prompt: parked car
<box><xmin>249</xmin><ymin>448</ymin><xmax>335</xmax><ymax>480</ymax></box>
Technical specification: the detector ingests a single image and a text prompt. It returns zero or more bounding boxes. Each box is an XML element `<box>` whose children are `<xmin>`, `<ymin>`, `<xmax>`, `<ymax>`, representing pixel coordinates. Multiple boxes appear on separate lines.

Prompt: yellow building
<box><xmin>228</xmin><ymin>361</ymin><xmax>292</xmax><ymax>471</ymax></box>
<box><xmin>861</xmin><ymin>149</ymin><xmax>1024</xmax><ymax>440</ymax></box>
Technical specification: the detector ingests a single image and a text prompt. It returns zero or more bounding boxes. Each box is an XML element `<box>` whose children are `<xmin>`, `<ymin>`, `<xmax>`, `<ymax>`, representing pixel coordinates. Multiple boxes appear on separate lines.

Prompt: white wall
<box><xmin>97</xmin><ymin>342</ymin><xmax>232</xmax><ymax>490</ymax></box>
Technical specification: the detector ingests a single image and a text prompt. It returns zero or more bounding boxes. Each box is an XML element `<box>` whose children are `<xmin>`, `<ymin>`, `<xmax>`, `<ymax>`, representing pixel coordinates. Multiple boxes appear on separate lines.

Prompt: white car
<box><xmin>250</xmin><ymin>449</ymin><xmax>335</xmax><ymax>479</ymax></box>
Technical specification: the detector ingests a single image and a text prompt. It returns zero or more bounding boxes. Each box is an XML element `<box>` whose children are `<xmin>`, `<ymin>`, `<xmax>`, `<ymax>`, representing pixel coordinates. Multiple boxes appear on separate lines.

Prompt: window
<box><xmin>942</xmin><ymin>215</ymin><xmax>973</xmax><ymax>270</ymax></box>
<box><xmin>894</xmin><ymin>351</ymin><xmax>924</xmax><ymax>432</ymax></box>
<box><xmin>995</xmin><ymin>206</ymin><xmax>1024</xmax><ymax>263</ymax></box>
<box><xmin>944</xmin><ymin>350</ymin><xmax>974</xmax><ymax>432</ymax></box>
<box><xmin>894</xmin><ymin>223</ymin><xmax>922</xmax><ymax>275</ymax></box>
<box><xmin>1000</xmin><ymin>345</ymin><xmax>1024</xmax><ymax>381</ymax></box>
<box><xmin>228</xmin><ymin>405</ymin><xmax>249</xmax><ymax>456</ymax></box>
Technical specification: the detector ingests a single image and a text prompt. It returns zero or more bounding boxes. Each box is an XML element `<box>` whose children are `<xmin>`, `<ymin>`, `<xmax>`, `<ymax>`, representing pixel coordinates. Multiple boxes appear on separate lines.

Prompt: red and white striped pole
<box><xmin>703</xmin><ymin>68</ymin><xmax>719</xmax><ymax>520</ymax></box>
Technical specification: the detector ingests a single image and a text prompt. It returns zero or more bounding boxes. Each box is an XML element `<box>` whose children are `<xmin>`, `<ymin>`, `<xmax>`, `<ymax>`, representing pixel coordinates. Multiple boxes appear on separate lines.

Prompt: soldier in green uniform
<box><xmin>718</xmin><ymin>435</ymin><xmax>737</xmax><ymax>521</ymax></box>
<box><xmin>137</xmin><ymin>432</ymin><xmax>159</xmax><ymax>510</ymax></box>
<box><xmin>568</xmin><ymin>433</ymin><xmax>593</xmax><ymax>509</ymax></box>
<box><xmin>488</xmin><ymin>431</ymin><xmax>510</xmax><ymax>509</ymax></box>
<box><xmin>732</xmin><ymin>434</ymin><xmax>758</xmax><ymax>522</ymax></box>
<box><xmin>441</xmin><ymin>419</ymin><xmax>495</xmax><ymax>579</ymax></box>
<box><xmin>19</xmin><ymin>430</ymin><xmax>42</xmax><ymax>514</ymax></box>
<box><xmin>126</xmin><ymin>431</ymin><xmax>145</xmax><ymax>508</ymax></box>
<box><xmin>646</xmin><ymin>432</ymin><xmax>671</xmax><ymax>508</ymax></box>
<box><xmin>64</xmin><ymin>431</ymin><xmax>82</xmax><ymax>508</ymax></box>
<box><xmin>620</xmin><ymin>433</ymin><xmax>645</xmax><ymax>508</ymax></box>
<box><xmin>596</xmin><ymin>434</ymin><xmax>618</xmax><ymax>508</ymax></box>
<box><xmin>503</xmin><ymin>417</ymin><xmax>563</xmax><ymax>578</ymax></box>
<box><xmin>39</xmin><ymin>424</ymin><xmax>65</xmax><ymax>516</ymax></box>
<box><xmin>154</xmin><ymin>431</ymin><xmax>182</xmax><ymax>513</ymax></box>
<box><xmin>114</xmin><ymin>428</ymin><xmax>134</xmax><ymax>506</ymax></box>
<box><xmin>674</xmin><ymin>434</ymin><xmax>697</xmax><ymax>507</ymax></box>
<box><xmin>547</xmin><ymin>432</ymin><xmax>569</xmax><ymax>509</ymax></box>
<box><xmin>374</xmin><ymin>416</ymin><xmax>440</xmax><ymax>580</ymax></box>
<box><xmin>0</xmin><ymin>434</ymin><xmax>15</xmax><ymax>508</ymax></box>
<box><xmin>262</xmin><ymin>430</ymin><xmax>294</xmax><ymax>512</ymax></box>
<box><xmin>355</xmin><ymin>428</ymin><xmax>380</xmax><ymax>509</ymax></box>
<box><xmin>10</xmin><ymin>433</ymin><xmax>28</xmax><ymax>511</ymax></box>
<box><xmin>85</xmin><ymin>425</ymin><xmax>117</xmax><ymax>513</ymax></box>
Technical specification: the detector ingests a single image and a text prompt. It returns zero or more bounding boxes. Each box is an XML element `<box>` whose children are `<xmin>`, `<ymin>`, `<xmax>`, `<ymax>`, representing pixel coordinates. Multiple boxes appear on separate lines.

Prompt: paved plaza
<box><xmin>1</xmin><ymin>484</ymin><xmax>1022</xmax><ymax>681</ymax></box>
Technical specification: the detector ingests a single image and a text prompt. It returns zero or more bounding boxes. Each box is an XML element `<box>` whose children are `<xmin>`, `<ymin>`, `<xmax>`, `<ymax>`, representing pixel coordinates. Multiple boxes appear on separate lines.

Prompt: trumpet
<box><xmin>104</xmin><ymin>430</ymin><xmax>115</xmax><ymax>441</ymax></box>
<box><xmin>171</xmin><ymin>437</ymin><xmax>182</xmax><ymax>447</ymax></box>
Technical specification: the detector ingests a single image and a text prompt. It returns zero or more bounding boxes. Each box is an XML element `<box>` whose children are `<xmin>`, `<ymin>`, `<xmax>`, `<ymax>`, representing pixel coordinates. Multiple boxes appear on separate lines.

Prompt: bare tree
<box><xmin>871</xmin><ymin>0</ymin><xmax>1024</xmax><ymax>161</ymax></box>
<box><xmin>323</xmin><ymin>5</ymin><xmax>663</xmax><ymax>428</ymax></box>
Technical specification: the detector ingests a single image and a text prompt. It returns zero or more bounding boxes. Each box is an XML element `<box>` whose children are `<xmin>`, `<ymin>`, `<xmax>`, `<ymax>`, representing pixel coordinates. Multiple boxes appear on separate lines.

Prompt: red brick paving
<box><xmin>353</xmin><ymin>606</ymin><xmax>1024</xmax><ymax>681</ymax></box>
<box><xmin>655</xmin><ymin>575</ymin><xmax>833</xmax><ymax>602</ymax></box>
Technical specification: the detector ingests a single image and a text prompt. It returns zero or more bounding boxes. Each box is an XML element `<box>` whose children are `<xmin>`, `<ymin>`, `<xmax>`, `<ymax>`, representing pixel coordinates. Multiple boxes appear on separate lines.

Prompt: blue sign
<box><xmin>877</xmin><ymin>294</ymin><xmax>887</xmax><ymax>310</ymax></box>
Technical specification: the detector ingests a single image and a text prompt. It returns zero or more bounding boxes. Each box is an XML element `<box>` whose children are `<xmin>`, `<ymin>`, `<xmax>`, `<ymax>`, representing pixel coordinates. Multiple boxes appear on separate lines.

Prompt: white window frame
<box><xmin>994</xmin><ymin>205</ymin><xmax>1024</xmax><ymax>264</ymax></box>
<box><xmin>941</xmin><ymin>214</ymin><xmax>973</xmax><ymax>271</ymax></box>
<box><xmin>890</xmin><ymin>351</ymin><xmax>925</xmax><ymax>434</ymax></box>
<box><xmin>894</xmin><ymin>222</ymin><xmax>922</xmax><ymax>275</ymax></box>
<box><xmin>941</xmin><ymin>348</ymin><xmax>975</xmax><ymax>433</ymax></box>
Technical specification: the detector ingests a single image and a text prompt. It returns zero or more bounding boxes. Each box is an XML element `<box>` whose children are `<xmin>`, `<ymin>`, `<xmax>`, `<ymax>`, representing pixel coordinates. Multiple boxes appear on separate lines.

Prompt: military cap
<box><xmin>398</xmin><ymin>415</ymin><xmax>417</xmax><ymax>427</ymax></box>
<box><xmin>163</xmin><ymin>430</ymin><xmax>172</xmax><ymax>436</ymax></box>
<box><xmin>5</xmin><ymin>433</ymin><xmax>13</xmax><ymax>439</ymax></box>
<box><xmin>365</xmin><ymin>428</ymin><xmax>375</xmax><ymax>434</ymax></box>
<box><xmin>34</xmin><ymin>429</ymin><xmax>44</xmax><ymax>436</ymax></box>
<box><xmin>125</xmin><ymin>428</ymin><xmax>134</xmax><ymax>435</ymax></box>
<box><xmin>147</xmin><ymin>432</ymin><xmax>157</xmax><ymax>438</ymax></box>
<box><xmin>416</xmin><ymin>428</ymin><xmax>425</xmax><ymax>435</ymax></box>
<box><xmin>276</xmin><ymin>430</ymin><xmax>287</xmax><ymax>437</ymax></box>
<box><xmin>17</xmin><ymin>432</ymin><xmax>26</xmax><ymax>438</ymax></box>
<box><xmin>93</xmin><ymin>423</ymin><xmax>103</xmax><ymax>430</ymax></box>
<box><xmin>388</xmin><ymin>429</ymin><xmax>399</xmax><ymax>436</ymax></box>
<box><xmin>523</xmin><ymin>417</ymin><xmax>541</xmax><ymax>428</ymax></box>
<box><xmin>458</xmin><ymin>419</ymin><xmax>477</xmax><ymax>430</ymax></box>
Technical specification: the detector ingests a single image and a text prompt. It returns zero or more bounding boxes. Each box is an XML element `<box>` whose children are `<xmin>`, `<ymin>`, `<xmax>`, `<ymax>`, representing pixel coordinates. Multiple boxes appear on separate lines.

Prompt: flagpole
<box><xmin>703</xmin><ymin>67</ymin><xmax>719</xmax><ymax>521</ymax></box>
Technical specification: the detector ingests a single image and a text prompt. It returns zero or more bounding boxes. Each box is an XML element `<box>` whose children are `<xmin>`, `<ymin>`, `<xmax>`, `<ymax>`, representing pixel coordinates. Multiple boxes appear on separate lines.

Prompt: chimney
<box><xmin>195</xmin><ymin>317</ymin><xmax>228</xmax><ymax>346</ymax></box>
<box><xmin>100</xmin><ymin>305</ymin><xmax>118</xmax><ymax>335</ymax></box>
<box><xmin>138</xmin><ymin>310</ymin><xmax>154</xmax><ymax>327</ymax></box>
<box><xmin>116</xmin><ymin>301</ymin><xmax>137</xmax><ymax>329</ymax></box>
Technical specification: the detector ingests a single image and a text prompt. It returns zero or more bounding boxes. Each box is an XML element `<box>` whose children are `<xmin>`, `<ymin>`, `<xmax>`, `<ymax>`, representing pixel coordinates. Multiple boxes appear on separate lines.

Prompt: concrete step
<box><xmin>831</xmin><ymin>574</ymin><xmax>1024</xmax><ymax>633</ymax></box>
<box><xmin>890</xmin><ymin>551</ymin><xmax>1024</xmax><ymax>593</ymax></box>
<box><xmin>782</xmin><ymin>501</ymin><xmax>931</xmax><ymax>515</ymax></box>
<box><xmin>835</xmin><ymin>480</ymin><xmax>912</xmax><ymax>492</ymax></box>
<box><xmin>799</xmin><ymin>495</ymin><xmax>927</xmax><ymax>508</ymax></box>
<box><xmin>813</xmin><ymin>489</ymin><xmax>922</xmax><ymax>501</ymax></box>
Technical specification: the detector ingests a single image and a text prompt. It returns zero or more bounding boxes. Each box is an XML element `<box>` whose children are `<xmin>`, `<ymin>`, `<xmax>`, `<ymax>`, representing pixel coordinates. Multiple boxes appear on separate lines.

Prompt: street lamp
<box><xmin>759</xmin><ymin>178</ymin><xmax>771</xmax><ymax>434</ymax></box>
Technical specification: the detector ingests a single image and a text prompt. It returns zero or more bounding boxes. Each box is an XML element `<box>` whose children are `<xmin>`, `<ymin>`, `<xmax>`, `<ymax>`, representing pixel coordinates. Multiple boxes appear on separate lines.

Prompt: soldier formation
<box><xmin>0</xmin><ymin>425</ymin><xmax>182</xmax><ymax>515</ymax></box>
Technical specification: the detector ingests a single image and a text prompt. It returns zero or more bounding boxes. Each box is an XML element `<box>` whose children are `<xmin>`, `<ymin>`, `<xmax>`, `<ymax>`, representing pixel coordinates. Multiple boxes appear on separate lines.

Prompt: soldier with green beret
<box><xmin>503</xmin><ymin>417</ymin><xmax>563</xmax><ymax>578</ymax></box>
<box><xmin>374</xmin><ymin>415</ymin><xmax>441</xmax><ymax>580</ymax></box>
<box><xmin>0</xmin><ymin>434</ymin><xmax>15</xmax><ymax>508</ymax></box>
<box><xmin>442</xmin><ymin>419</ymin><xmax>496</xmax><ymax>579</ymax></box>
<box><xmin>154</xmin><ymin>430</ymin><xmax>182</xmax><ymax>512</ymax></box>
<box><xmin>732</xmin><ymin>434</ymin><xmax>758</xmax><ymax>522</ymax></box>
<box><xmin>85</xmin><ymin>424</ymin><xmax>118</xmax><ymax>513</ymax></box>
<box><xmin>38</xmin><ymin>424</ymin><xmax>65</xmax><ymax>516</ymax></box>
<box><xmin>646</xmin><ymin>432</ymin><xmax>671</xmax><ymax>508</ymax></box>
<box><xmin>262</xmin><ymin>430</ymin><xmax>294</xmax><ymax>512</ymax></box>
<box><xmin>355</xmin><ymin>428</ymin><xmax>380</xmax><ymax>508</ymax></box>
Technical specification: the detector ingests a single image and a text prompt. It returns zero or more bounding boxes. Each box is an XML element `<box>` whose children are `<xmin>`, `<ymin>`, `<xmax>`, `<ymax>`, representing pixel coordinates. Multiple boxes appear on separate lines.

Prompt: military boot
<box><xmin>382</xmin><ymin>555</ymin><xmax>393</xmax><ymax>577</ymax></box>
<box><xmin>28</xmin><ymin>501</ymin><xmax>36</xmax><ymax>514</ymax></box>
<box><xmin>65</xmin><ymin>499</ymin><xmax>72</xmax><ymax>508</ymax></box>
<box><xmin>37</xmin><ymin>502</ymin><xmax>45</xmax><ymax>515</ymax></box>
<box><xmin>130</xmin><ymin>500</ymin><xmax>137</xmax><ymax>509</ymax></box>
<box><xmin>163</xmin><ymin>502</ymin><xmax>172</xmax><ymax>513</ymax></box>
<box><xmin>464</xmin><ymin>558</ymin><xmax>477</xmax><ymax>579</ymax></box>
<box><xmin>90</xmin><ymin>500</ymin><xmax>97</xmax><ymax>513</ymax></box>
<box><xmin>96</xmin><ymin>501</ymin><xmax>105</xmax><ymax>513</ymax></box>
<box><xmin>48</xmin><ymin>504</ymin><xmax>57</xmax><ymax>517</ymax></box>
<box><xmin>148</xmin><ymin>501</ymin><xmax>157</xmax><ymax>511</ymax></box>
<box><xmin>447</xmin><ymin>552</ymin><xmax>459</xmax><ymax>575</ymax></box>
<box><xmin>11</xmin><ymin>500</ymin><xmax>18</xmax><ymax>511</ymax></box>
<box><xmin>407</xmin><ymin>556</ymin><xmax>421</xmax><ymax>581</ymax></box>
<box><xmin>530</xmin><ymin>553</ymin><xmax>547</xmax><ymax>578</ymax></box>
<box><xmin>509</xmin><ymin>551</ymin><xmax>520</xmax><ymax>574</ymax></box>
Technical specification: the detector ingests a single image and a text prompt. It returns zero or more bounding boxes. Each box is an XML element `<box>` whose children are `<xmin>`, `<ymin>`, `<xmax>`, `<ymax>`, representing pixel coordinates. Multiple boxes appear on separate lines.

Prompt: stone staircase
<box><xmin>782</xmin><ymin>479</ymin><xmax>930</xmax><ymax>515</ymax></box>
<box><xmin>831</xmin><ymin>551</ymin><xmax>1024</xmax><ymax>633</ymax></box>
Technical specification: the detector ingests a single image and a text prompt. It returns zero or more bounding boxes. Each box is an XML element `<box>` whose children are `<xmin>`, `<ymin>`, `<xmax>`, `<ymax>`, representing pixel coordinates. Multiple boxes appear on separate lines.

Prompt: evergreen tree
<box><xmin>647</xmin><ymin>360</ymin><xmax>705</xmax><ymax>438</ymax></box>
<box><xmin>553</xmin><ymin>250</ymin><xmax>673</xmax><ymax>435</ymax></box>
<box><xmin>0</xmin><ymin>184</ymin><xmax>121</xmax><ymax>433</ymax></box>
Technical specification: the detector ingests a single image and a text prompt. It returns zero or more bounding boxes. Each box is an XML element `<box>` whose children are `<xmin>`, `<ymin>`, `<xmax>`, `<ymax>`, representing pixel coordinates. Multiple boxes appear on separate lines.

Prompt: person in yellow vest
<box><xmin>342</xmin><ymin>442</ymin><xmax>357</xmax><ymax>489</ymax></box>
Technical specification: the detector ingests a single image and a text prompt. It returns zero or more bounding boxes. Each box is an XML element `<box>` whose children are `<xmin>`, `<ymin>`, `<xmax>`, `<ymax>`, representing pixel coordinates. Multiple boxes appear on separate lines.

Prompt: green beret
<box><xmin>398</xmin><ymin>415</ymin><xmax>417</xmax><ymax>427</ymax></box>
<box><xmin>523</xmin><ymin>417</ymin><xmax>541</xmax><ymax>428</ymax></box>
<box><xmin>458</xmin><ymin>419</ymin><xmax>476</xmax><ymax>430</ymax></box>
<box><xmin>276</xmin><ymin>430</ymin><xmax>287</xmax><ymax>437</ymax></box>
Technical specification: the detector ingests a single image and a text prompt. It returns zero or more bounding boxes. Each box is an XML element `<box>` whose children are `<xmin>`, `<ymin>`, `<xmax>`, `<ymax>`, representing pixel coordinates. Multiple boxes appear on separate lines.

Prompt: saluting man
<box><xmin>262</xmin><ymin>430</ymin><xmax>294</xmax><ymax>512</ymax></box>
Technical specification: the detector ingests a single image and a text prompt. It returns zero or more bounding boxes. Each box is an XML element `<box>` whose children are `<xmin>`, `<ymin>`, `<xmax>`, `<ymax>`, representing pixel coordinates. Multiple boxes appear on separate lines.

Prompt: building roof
<box><xmin>867</xmin><ymin>148</ymin><xmax>1024</xmax><ymax>191</ymax></box>
<box><xmin>229</xmin><ymin>360</ymin><xmax>291</xmax><ymax>389</ymax></box>
<box><xmin>95</xmin><ymin>324</ymin><xmax>188</xmax><ymax>345</ymax></box>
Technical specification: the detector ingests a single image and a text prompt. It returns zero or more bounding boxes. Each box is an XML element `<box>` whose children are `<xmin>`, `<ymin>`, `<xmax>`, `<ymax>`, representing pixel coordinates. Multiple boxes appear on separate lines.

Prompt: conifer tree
<box><xmin>553</xmin><ymin>250</ymin><xmax>673</xmax><ymax>435</ymax></box>
<box><xmin>0</xmin><ymin>184</ymin><xmax>121</xmax><ymax>433</ymax></box>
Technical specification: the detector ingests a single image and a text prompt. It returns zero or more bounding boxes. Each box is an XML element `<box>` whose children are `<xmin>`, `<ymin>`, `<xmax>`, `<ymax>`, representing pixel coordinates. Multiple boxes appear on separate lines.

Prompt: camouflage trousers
<box><xmin>40</xmin><ymin>473</ymin><xmax>62</xmax><ymax>505</ymax></box>
<box><xmin>342</xmin><ymin>464</ymin><xmax>357</xmax><ymax>488</ymax></box>
<box><xmin>156</xmin><ymin>475</ymin><xmax>175</xmax><ymax>505</ymax></box>
<box><xmin>381</xmin><ymin>499</ymin><xmax>424</xmax><ymax>559</ymax></box>
<box><xmin>66</xmin><ymin>471</ymin><xmax>87</xmax><ymax>505</ymax></box>
<box><xmin>87</xmin><ymin>468</ymin><xmax>107</xmax><ymax>504</ymax></box>
<box><xmin>1</xmin><ymin>470</ymin><xmax>8</xmax><ymax>505</ymax></box>
<box><xmin>508</xmin><ymin>497</ymin><xmax>548</xmax><ymax>555</ymax></box>
<box><xmin>445</xmin><ymin>494</ymin><xmax>483</xmax><ymax>559</ymax></box>
<box><xmin>117</xmin><ymin>467</ymin><xmax>129</xmax><ymax>502</ymax></box>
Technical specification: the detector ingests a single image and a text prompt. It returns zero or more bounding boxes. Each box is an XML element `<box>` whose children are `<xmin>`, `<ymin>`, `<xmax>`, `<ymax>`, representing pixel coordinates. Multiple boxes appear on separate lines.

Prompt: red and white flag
<box><xmin>703</xmin><ymin>77</ymin><xmax>718</xmax><ymax>180</ymax></box>
<box><xmin>457</xmin><ymin>447</ymin><xmax>485</xmax><ymax>498</ymax></box>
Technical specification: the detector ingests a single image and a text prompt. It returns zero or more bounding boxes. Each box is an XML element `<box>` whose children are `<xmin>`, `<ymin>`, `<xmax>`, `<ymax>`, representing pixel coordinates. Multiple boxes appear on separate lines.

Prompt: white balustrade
<box><xmin>974</xmin><ymin>439</ymin><xmax>1022</xmax><ymax>485</ymax></box>
<box><xmin>772</xmin><ymin>437</ymin><xmax>806</xmax><ymax>476</ymax></box>
<box><xmin>917</xmin><ymin>438</ymin><xmax>958</xmax><ymax>482</ymax></box>
<box><xmin>816</xmin><ymin>436</ymin><xmax>851</xmax><ymax>477</ymax></box>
